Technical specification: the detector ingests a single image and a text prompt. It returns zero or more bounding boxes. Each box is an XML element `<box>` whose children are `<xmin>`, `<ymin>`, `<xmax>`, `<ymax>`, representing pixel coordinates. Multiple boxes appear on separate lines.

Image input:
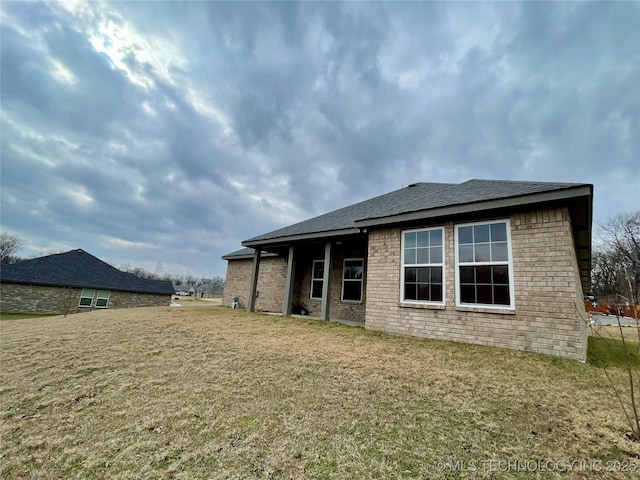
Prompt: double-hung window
<box><xmin>95</xmin><ymin>290</ymin><xmax>110</xmax><ymax>308</ymax></box>
<box><xmin>310</xmin><ymin>260</ymin><xmax>324</xmax><ymax>299</ymax></box>
<box><xmin>79</xmin><ymin>289</ymin><xmax>95</xmax><ymax>307</ymax></box>
<box><xmin>455</xmin><ymin>220</ymin><xmax>514</xmax><ymax>308</ymax></box>
<box><xmin>401</xmin><ymin>227</ymin><xmax>444</xmax><ymax>303</ymax></box>
<box><xmin>342</xmin><ymin>259</ymin><xmax>364</xmax><ymax>302</ymax></box>
<box><xmin>78</xmin><ymin>289</ymin><xmax>110</xmax><ymax>308</ymax></box>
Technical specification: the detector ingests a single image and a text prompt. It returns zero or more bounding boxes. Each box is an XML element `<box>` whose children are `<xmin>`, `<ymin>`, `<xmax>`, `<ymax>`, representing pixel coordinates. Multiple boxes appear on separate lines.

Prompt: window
<box><xmin>455</xmin><ymin>220</ymin><xmax>514</xmax><ymax>308</ymax></box>
<box><xmin>310</xmin><ymin>260</ymin><xmax>324</xmax><ymax>299</ymax></box>
<box><xmin>342</xmin><ymin>259</ymin><xmax>364</xmax><ymax>302</ymax></box>
<box><xmin>95</xmin><ymin>290</ymin><xmax>110</xmax><ymax>308</ymax></box>
<box><xmin>79</xmin><ymin>289</ymin><xmax>95</xmax><ymax>307</ymax></box>
<box><xmin>401</xmin><ymin>227</ymin><xmax>444</xmax><ymax>303</ymax></box>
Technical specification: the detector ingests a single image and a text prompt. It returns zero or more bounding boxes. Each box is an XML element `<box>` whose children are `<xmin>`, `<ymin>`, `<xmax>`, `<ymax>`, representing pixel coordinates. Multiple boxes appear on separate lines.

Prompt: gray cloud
<box><xmin>1</xmin><ymin>0</ymin><xmax>638</xmax><ymax>277</ymax></box>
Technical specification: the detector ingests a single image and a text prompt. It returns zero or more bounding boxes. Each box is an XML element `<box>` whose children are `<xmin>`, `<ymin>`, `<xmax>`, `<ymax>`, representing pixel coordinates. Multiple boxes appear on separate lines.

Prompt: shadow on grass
<box><xmin>588</xmin><ymin>336</ymin><xmax>640</xmax><ymax>367</ymax></box>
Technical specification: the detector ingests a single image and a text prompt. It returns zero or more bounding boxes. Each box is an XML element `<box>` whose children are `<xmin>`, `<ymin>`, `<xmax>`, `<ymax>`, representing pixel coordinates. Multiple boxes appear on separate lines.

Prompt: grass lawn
<box><xmin>0</xmin><ymin>312</ymin><xmax>55</xmax><ymax>321</ymax></box>
<box><xmin>1</xmin><ymin>307</ymin><xmax>639</xmax><ymax>479</ymax></box>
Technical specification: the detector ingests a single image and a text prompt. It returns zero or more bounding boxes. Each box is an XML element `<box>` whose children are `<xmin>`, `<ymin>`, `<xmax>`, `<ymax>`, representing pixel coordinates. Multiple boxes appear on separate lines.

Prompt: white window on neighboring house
<box><xmin>401</xmin><ymin>227</ymin><xmax>445</xmax><ymax>304</ymax></box>
<box><xmin>95</xmin><ymin>290</ymin><xmax>110</xmax><ymax>308</ymax></box>
<box><xmin>78</xmin><ymin>289</ymin><xmax>111</xmax><ymax>308</ymax></box>
<box><xmin>310</xmin><ymin>260</ymin><xmax>324</xmax><ymax>299</ymax></box>
<box><xmin>342</xmin><ymin>258</ymin><xmax>364</xmax><ymax>302</ymax></box>
<box><xmin>79</xmin><ymin>289</ymin><xmax>95</xmax><ymax>307</ymax></box>
<box><xmin>455</xmin><ymin>220</ymin><xmax>514</xmax><ymax>309</ymax></box>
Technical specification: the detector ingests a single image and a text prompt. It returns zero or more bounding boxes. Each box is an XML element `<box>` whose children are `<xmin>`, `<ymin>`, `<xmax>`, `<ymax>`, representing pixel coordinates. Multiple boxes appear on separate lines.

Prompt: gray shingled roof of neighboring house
<box><xmin>242</xmin><ymin>179</ymin><xmax>591</xmax><ymax>246</ymax></box>
<box><xmin>0</xmin><ymin>249</ymin><xmax>175</xmax><ymax>295</ymax></box>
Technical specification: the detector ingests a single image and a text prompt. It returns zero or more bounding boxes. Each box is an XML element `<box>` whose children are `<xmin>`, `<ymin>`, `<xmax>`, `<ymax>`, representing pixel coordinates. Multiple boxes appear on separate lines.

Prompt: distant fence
<box><xmin>585</xmin><ymin>301</ymin><xmax>640</xmax><ymax>319</ymax></box>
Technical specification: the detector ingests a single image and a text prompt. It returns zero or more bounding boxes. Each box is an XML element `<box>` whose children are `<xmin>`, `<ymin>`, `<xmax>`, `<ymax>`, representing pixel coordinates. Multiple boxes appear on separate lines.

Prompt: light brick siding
<box><xmin>223</xmin><ymin>240</ymin><xmax>367</xmax><ymax>322</ymax></box>
<box><xmin>365</xmin><ymin>207</ymin><xmax>588</xmax><ymax>362</ymax></box>
<box><xmin>107</xmin><ymin>291</ymin><xmax>171</xmax><ymax>309</ymax></box>
<box><xmin>0</xmin><ymin>283</ymin><xmax>171</xmax><ymax>314</ymax></box>
<box><xmin>222</xmin><ymin>257</ymin><xmax>288</xmax><ymax>312</ymax></box>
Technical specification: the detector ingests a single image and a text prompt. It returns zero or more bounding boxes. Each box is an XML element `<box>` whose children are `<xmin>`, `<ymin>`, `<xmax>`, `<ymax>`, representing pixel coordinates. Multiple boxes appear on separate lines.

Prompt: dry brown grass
<box><xmin>1</xmin><ymin>306</ymin><xmax>639</xmax><ymax>479</ymax></box>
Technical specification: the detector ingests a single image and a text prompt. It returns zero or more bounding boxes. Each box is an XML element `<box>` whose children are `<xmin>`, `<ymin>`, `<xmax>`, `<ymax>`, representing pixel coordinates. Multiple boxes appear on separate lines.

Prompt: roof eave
<box><xmin>242</xmin><ymin>227</ymin><xmax>362</xmax><ymax>248</ymax></box>
<box><xmin>354</xmin><ymin>186</ymin><xmax>593</xmax><ymax>228</ymax></box>
<box><xmin>221</xmin><ymin>252</ymin><xmax>280</xmax><ymax>260</ymax></box>
<box><xmin>0</xmin><ymin>278</ymin><xmax>174</xmax><ymax>295</ymax></box>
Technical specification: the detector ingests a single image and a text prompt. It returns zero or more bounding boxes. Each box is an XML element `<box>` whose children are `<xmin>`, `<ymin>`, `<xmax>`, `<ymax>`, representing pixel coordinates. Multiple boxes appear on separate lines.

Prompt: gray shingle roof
<box><xmin>0</xmin><ymin>249</ymin><xmax>175</xmax><ymax>295</ymax></box>
<box><xmin>243</xmin><ymin>182</ymin><xmax>453</xmax><ymax>244</ymax></box>
<box><xmin>241</xmin><ymin>179</ymin><xmax>589</xmax><ymax>246</ymax></box>
<box><xmin>358</xmin><ymin>179</ymin><xmax>586</xmax><ymax>221</ymax></box>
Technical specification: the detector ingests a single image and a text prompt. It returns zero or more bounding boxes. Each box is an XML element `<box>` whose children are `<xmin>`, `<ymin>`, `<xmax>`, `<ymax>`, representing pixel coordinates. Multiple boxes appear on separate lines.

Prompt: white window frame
<box><xmin>341</xmin><ymin>258</ymin><xmax>364</xmax><ymax>303</ymax></box>
<box><xmin>400</xmin><ymin>226</ymin><xmax>445</xmax><ymax>305</ymax></box>
<box><xmin>454</xmin><ymin>219</ymin><xmax>515</xmax><ymax>309</ymax></box>
<box><xmin>310</xmin><ymin>260</ymin><xmax>324</xmax><ymax>300</ymax></box>
<box><xmin>78</xmin><ymin>289</ymin><xmax>95</xmax><ymax>308</ymax></box>
<box><xmin>95</xmin><ymin>290</ymin><xmax>110</xmax><ymax>308</ymax></box>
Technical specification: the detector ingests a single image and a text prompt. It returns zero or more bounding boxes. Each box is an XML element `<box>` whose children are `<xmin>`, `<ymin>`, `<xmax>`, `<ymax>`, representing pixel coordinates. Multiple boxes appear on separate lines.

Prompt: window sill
<box><xmin>341</xmin><ymin>300</ymin><xmax>363</xmax><ymax>304</ymax></box>
<box><xmin>399</xmin><ymin>302</ymin><xmax>446</xmax><ymax>310</ymax></box>
<box><xmin>455</xmin><ymin>305</ymin><xmax>516</xmax><ymax>315</ymax></box>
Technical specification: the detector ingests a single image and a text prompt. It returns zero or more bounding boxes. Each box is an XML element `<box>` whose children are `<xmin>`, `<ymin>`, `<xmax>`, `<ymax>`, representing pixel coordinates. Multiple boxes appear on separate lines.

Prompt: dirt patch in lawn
<box><xmin>1</xmin><ymin>307</ymin><xmax>639</xmax><ymax>479</ymax></box>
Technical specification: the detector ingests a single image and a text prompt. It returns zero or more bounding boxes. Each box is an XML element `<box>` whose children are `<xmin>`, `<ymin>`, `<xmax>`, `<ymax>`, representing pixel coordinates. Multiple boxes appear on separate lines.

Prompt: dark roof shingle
<box><xmin>241</xmin><ymin>179</ymin><xmax>590</xmax><ymax>246</ymax></box>
<box><xmin>0</xmin><ymin>249</ymin><xmax>175</xmax><ymax>295</ymax></box>
<box><xmin>243</xmin><ymin>182</ymin><xmax>453</xmax><ymax>243</ymax></box>
<box><xmin>358</xmin><ymin>179</ymin><xmax>586</xmax><ymax>221</ymax></box>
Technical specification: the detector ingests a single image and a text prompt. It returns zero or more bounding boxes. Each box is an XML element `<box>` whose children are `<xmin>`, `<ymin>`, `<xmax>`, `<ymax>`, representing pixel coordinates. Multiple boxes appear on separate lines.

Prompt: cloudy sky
<box><xmin>1</xmin><ymin>1</ymin><xmax>638</xmax><ymax>278</ymax></box>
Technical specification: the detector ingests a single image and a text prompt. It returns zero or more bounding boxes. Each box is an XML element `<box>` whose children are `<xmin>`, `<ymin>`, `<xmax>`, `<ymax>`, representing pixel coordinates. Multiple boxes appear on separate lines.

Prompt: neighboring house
<box><xmin>174</xmin><ymin>284</ymin><xmax>195</xmax><ymax>296</ymax></box>
<box><xmin>223</xmin><ymin>179</ymin><xmax>592</xmax><ymax>361</ymax></box>
<box><xmin>0</xmin><ymin>249</ymin><xmax>175</xmax><ymax>314</ymax></box>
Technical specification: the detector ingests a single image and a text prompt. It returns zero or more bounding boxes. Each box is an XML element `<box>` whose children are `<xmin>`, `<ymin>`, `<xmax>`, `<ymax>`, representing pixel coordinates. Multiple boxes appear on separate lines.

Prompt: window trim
<box><xmin>454</xmin><ymin>219</ymin><xmax>515</xmax><ymax>310</ymax></box>
<box><xmin>400</xmin><ymin>226</ymin><xmax>445</xmax><ymax>305</ymax></box>
<box><xmin>341</xmin><ymin>258</ymin><xmax>364</xmax><ymax>303</ymax></box>
<box><xmin>95</xmin><ymin>290</ymin><xmax>110</xmax><ymax>308</ymax></box>
<box><xmin>78</xmin><ymin>289</ymin><xmax>95</xmax><ymax>308</ymax></box>
<box><xmin>310</xmin><ymin>260</ymin><xmax>324</xmax><ymax>300</ymax></box>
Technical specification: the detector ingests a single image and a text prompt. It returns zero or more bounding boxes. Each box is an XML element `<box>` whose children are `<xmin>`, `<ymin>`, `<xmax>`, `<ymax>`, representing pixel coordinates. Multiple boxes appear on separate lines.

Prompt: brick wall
<box><xmin>222</xmin><ymin>241</ymin><xmax>367</xmax><ymax>322</ymax></box>
<box><xmin>365</xmin><ymin>207</ymin><xmax>588</xmax><ymax>361</ymax></box>
<box><xmin>222</xmin><ymin>256</ymin><xmax>288</xmax><ymax>312</ymax></box>
<box><xmin>0</xmin><ymin>283</ymin><xmax>171</xmax><ymax>314</ymax></box>
<box><xmin>296</xmin><ymin>242</ymin><xmax>366</xmax><ymax>323</ymax></box>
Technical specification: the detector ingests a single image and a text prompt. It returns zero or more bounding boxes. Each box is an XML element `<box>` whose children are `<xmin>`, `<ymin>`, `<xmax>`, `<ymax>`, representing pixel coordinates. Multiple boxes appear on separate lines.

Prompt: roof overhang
<box><xmin>0</xmin><ymin>279</ymin><xmax>175</xmax><ymax>295</ymax></box>
<box><xmin>354</xmin><ymin>186</ymin><xmax>593</xmax><ymax>228</ymax></box>
<box><xmin>221</xmin><ymin>251</ymin><xmax>280</xmax><ymax>260</ymax></box>
<box><xmin>242</xmin><ymin>227</ymin><xmax>362</xmax><ymax>248</ymax></box>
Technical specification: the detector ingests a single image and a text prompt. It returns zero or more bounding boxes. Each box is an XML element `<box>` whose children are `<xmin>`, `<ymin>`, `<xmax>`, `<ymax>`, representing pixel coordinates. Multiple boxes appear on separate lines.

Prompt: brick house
<box><xmin>222</xmin><ymin>180</ymin><xmax>593</xmax><ymax>361</ymax></box>
<box><xmin>0</xmin><ymin>249</ymin><xmax>175</xmax><ymax>314</ymax></box>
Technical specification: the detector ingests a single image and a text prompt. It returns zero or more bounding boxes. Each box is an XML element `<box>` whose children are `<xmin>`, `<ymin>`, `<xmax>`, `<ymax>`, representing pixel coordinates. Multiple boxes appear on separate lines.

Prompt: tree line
<box><xmin>591</xmin><ymin>211</ymin><xmax>639</xmax><ymax>304</ymax></box>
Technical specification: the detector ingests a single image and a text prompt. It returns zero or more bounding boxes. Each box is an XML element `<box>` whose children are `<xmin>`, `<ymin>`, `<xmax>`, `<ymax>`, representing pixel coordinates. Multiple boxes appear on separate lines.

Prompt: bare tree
<box><xmin>596</xmin><ymin>211</ymin><xmax>640</xmax><ymax>303</ymax></box>
<box><xmin>61</xmin><ymin>288</ymin><xmax>76</xmax><ymax>317</ymax></box>
<box><xmin>0</xmin><ymin>232</ymin><xmax>23</xmax><ymax>264</ymax></box>
<box><xmin>589</xmin><ymin>210</ymin><xmax>640</xmax><ymax>441</ymax></box>
<box><xmin>153</xmin><ymin>261</ymin><xmax>164</xmax><ymax>278</ymax></box>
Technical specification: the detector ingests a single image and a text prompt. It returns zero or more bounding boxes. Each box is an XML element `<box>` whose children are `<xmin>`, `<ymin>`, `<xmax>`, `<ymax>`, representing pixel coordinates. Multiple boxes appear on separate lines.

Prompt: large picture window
<box><xmin>342</xmin><ymin>259</ymin><xmax>364</xmax><ymax>302</ymax></box>
<box><xmin>401</xmin><ymin>227</ymin><xmax>444</xmax><ymax>303</ymax></box>
<box><xmin>310</xmin><ymin>260</ymin><xmax>324</xmax><ymax>299</ymax></box>
<box><xmin>456</xmin><ymin>220</ymin><xmax>513</xmax><ymax>308</ymax></box>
